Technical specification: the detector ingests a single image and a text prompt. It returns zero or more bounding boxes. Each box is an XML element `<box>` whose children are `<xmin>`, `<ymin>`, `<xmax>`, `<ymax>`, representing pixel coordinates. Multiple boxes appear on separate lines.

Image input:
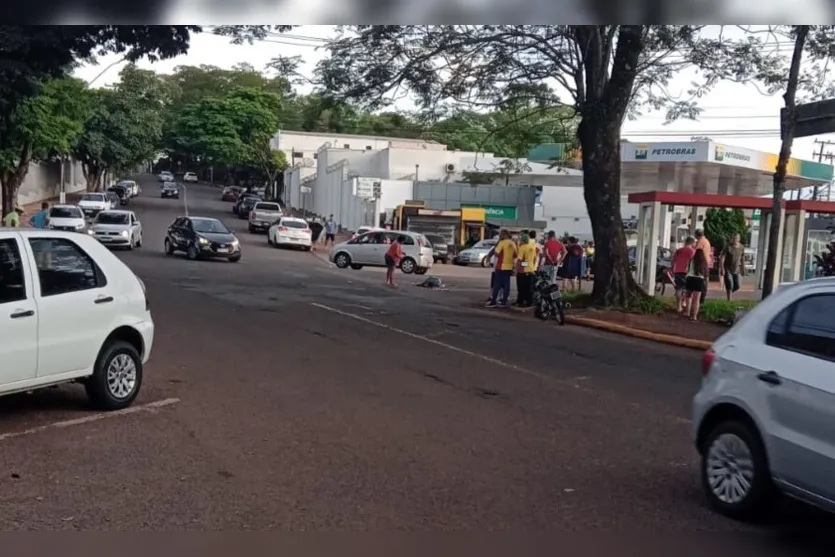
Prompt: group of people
<box><xmin>670</xmin><ymin>229</ymin><xmax>746</xmax><ymax>322</ymax></box>
<box><xmin>485</xmin><ymin>229</ymin><xmax>569</xmax><ymax>308</ymax></box>
<box><xmin>3</xmin><ymin>202</ymin><xmax>51</xmax><ymax>229</ymax></box>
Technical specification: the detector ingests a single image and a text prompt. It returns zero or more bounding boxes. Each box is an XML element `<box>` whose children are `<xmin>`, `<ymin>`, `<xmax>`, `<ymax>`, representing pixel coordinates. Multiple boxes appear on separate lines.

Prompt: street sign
<box><xmin>781</xmin><ymin>99</ymin><xmax>835</xmax><ymax>139</ymax></box>
<box><xmin>300</xmin><ymin>186</ymin><xmax>311</xmax><ymax>194</ymax></box>
<box><xmin>354</xmin><ymin>177</ymin><xmax>375</xmax><ymax>199</ymax></box>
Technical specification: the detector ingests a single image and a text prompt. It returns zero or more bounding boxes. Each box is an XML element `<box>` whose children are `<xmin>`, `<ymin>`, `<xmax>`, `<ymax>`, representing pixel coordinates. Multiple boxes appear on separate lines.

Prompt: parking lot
<box><xmin>0</xmin><ymin>177</ymin><xmax>832</xmax><ymax>541</ymax></box>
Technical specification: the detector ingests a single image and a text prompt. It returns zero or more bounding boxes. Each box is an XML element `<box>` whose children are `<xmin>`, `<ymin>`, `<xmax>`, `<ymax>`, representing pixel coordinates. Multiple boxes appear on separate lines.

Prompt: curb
<box><xmin>563</xmin><ymin>315</ymin><xmax>713</xmax><ymax>350</ymax></box>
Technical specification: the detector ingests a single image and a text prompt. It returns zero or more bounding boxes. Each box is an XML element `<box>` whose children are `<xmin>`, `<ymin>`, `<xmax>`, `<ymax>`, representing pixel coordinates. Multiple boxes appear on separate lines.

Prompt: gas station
<box><xmin>622</xmin><ymin>139</ymin><xmax>835</xmax><ymax>296</ymax></box>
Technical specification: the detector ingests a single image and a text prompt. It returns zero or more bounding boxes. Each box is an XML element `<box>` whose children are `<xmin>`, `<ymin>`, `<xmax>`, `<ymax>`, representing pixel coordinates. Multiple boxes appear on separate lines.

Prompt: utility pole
<box><xmin>812</xmin><ymin>139</ymin><xmax>835</xmax><ymax>201</ymax></box>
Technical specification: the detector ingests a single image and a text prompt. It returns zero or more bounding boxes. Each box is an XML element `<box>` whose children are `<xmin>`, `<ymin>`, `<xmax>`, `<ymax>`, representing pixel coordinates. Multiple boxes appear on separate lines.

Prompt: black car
<box><xmin>161</xmin><ymin>182</ymin><xmax>180</xmax><ymax>199</ymax></box>
<box><xmin>233</xmin><ymin>192</ymin><xmax>261</xmax><ymax>215</ymax></box>
<box><xmin>107</xmin><ymin>185</ymin><xmax>130</xmax><ymax>205</ymax></box>
<box><xmin>424</xmin><ymin>233</ymin><xmax>450</xmax><ymax>264</ymax></box>
<box><xmin>164</xmin><ymin>216</ymin><xmax>241</xmax><ymax>262</ymax></box>
<box><xmin>236</xmin><ymin>195</ymin><xmax>261</xmax><ymax>219</ymax></box>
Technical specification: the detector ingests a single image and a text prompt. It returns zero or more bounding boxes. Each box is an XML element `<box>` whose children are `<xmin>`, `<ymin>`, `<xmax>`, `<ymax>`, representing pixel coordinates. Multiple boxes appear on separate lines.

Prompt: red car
<box><xmin>221</xmin><ymin>186</ymin><xmax>241</xmax><ymax>202</ymax></box>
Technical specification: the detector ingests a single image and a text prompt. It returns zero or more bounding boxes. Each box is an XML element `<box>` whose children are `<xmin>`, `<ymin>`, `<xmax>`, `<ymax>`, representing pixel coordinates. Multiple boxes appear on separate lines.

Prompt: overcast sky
<box><xmin>72</xmin><ymin>25</ymin><xmax>835</xmax><ymax>164</ymax></box>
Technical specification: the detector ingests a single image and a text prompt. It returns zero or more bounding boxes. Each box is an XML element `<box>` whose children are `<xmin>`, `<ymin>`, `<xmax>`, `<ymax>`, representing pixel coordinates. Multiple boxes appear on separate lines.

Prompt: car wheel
<box><xmin>187</xmin><ymin>244</ymin><xmax>199</xmax><ymax>260</ymax></box>
<box><xmin>85</xmin><ymin>340</ymin><xmax>143</xmax><ymax>411</ymax></box>
<box><xmin>135</xmin><ymin>234</ymin><xmax>143</xmax><ymax>248</ymax></box>
<box><xmin>304</xmin><ymin>246</ymin><xmax>312</xmax><ymax>252</ymax></box>
<box><xmin>334</xmin><ymin>252</ymin><xmax>351</xmax><ymax>269</ymax></box>
<box><xmin>400</xmin><ymin>257</ymin><xmax>416</xmax><ymax>274</ymax></box>
<box><xmin>442</xmin><ymin>258</ymin><xmax>449</xmax><ymax>264</ymax></box>
<box><xmin>164</xmin><ymin>238</ymin><xmax>175</xmax><ymax>255</ymax></box>
<box><xmin>700</xmin><ymin>420</ymin><xmax>774</xmax><ymax>522</ymax></box>
<box><xmin>480</xmin><ymin>257</ymin><xmax>490</xmax><ymax>268</ymax></box>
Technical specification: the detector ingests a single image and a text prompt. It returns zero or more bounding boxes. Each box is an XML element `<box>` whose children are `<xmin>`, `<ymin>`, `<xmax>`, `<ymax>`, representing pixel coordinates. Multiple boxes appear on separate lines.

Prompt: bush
<box><xmin>698</xmin><ymin>299</ymin><xmax>757</xmax><ymax>324</ymax></box>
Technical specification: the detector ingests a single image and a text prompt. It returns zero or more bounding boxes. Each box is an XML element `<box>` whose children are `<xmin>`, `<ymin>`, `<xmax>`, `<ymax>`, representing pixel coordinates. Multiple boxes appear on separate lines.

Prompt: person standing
<box><xmin>694</xmin><ymin>229</ymin><xmax>712</xmax><ymax>304</ymax></box>
<box><xmin>486</xmin><ymin>230</ymin><xmax>517</xmax><ymax>308</ymax></box>
<box><xmin>584</xmin><ymin>241</ymin><xmax>595</xmax><ymax>279</ymax></box>
<box><xmin>29</xmin><ymin>202</ymin><xmax>50</xmax><ymax>229</ymax></box>
<box><xmin>324</xmin><ymin>214</ymin><xmax>337</xmax><ymax>247</ymax></box>
<box><xmin>384</xmin><ymin>235</ymin><xmax>405</xmax><ymax>287</ymax></box>
<box><xmin>516</xmin><ymin>233</ymin><xmax>537</xmax><ymax>306</ymax></box>
<box><xmin>561</xmin><ymin>236</ymin><xmax>585</xmax><ymax>292</ymax></box>
<box><xmin>685</xmin><ymin>248</ymin><xmax>710</xmax><ymax>322</ymax></box>
<box><xmin>542</xmin><ymin>231</ymin><xmax>567</xmax><ymax>285</ymax></box>
<box><xmin>671</xmin><ymin>237</ymin><xmax>696</xmax><ymax>314</ymax></box>
<box><xmin>719</xmin><ymin>233</ymin><xmax>746</xmax><ymax>301</ymax></box>
<box><xmin>3</xmin><ymin>206</ymin><xmax>22</xmax><ymax>228</ymax></box>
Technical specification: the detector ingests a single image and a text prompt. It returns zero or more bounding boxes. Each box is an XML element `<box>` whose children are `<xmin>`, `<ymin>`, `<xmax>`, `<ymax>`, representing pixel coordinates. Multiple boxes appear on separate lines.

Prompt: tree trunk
<box><xmin>762</xmin><ymin>26</ymin><xmax>808</xmax><ymax>298</ymax></box>
<box><xmin>579</xmin><ymin>115</ymin><xmax>646</xmax><ymax>307</ymax></box>
<box><xmin>0</xmin><ymin>144</ymin><xmax>34</xmax><ymax>215</ymax></box>
<box><xmin>83</xmin><ymin>161</ymin><xmax>105</xmax><ymax>192</ymax></box>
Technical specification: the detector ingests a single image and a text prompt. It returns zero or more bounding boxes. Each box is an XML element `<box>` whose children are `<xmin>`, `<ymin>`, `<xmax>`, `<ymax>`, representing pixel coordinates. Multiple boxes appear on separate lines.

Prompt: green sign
<box><xmin>752</xmin><ymin>209</ymin><xmax>761</xmax><ymax>221</ymax></box>
<box><xmin>461</xmin><ymin>204</ymin><xmax>518</xmax><ymax>220</ymax></box>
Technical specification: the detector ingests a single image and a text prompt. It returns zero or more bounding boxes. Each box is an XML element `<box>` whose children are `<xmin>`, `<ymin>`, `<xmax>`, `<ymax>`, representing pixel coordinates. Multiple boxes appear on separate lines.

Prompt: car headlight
<box><xmin>120</xmin><ymin>230</ymin><xmax>129</xmax><ymax>237</ymax></box>
<box><xmin>230</xmin><ymin>239</ymin><xmax>239</xmax><ymax>246</ymax></box>
<box><xmin>75</xmin><ymin>223</ymin><xmax>85</xmax><ymax>230</ymax></box>
<box><xmin>198</xmin><ymin>237</ymin><xmax>209</xmax><ymax>245</ymax></box>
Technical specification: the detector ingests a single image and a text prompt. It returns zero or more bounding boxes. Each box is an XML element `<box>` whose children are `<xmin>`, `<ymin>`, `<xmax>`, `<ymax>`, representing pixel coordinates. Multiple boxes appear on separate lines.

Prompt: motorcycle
<box><xmin>532</xmin><ymin>268</ymin><xmax>568</xmax><ymax>325</ymax></box>
<box><xmin>814</xmin><ymin>252</ymin><xmax>835</xmax><ymax>277</ymax></box>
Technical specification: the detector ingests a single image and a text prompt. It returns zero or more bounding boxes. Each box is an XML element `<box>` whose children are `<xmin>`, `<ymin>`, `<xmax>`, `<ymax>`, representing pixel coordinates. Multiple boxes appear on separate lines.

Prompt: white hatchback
<box><xmin>693</xmin><ymin>277</ymin><xmax>835</xmax><ymax>521</ymax></box>
<box><xmin>183</xmin><ymin>172</ymin><xmax>198</xmax><ymax>183</ymax></box>
<box><xmin>330</xmin><ymin>230</ymin><xmax>434</xmax><ymax>274</ymax></box>
<box><xmin>268</xmin><ymin>217</ymin><xmax>312</xmax><ymax>250</ymax></box>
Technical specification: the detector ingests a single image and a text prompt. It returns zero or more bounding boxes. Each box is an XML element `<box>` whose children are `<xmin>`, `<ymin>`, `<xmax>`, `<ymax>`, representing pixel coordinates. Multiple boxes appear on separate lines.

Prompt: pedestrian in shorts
<box><xmin>671</xmin><ymin>237</ymin><xmax>696</xmax><ymax>314</ymax></box>
<box><xmin>719</xmin><ymin>233</ymin><xmax>746</xmax><ymax>301</ymax></box>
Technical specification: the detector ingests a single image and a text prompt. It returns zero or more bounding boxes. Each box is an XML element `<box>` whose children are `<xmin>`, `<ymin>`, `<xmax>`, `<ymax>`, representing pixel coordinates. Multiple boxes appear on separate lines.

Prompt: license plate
<box><xmin>548</xmin><ymin>290</ymin><xmax>562</xmax><ymax>301</ymax></box>
<box><xmin>216</xmin><ymin>247</ymin><xmax>229</xmax><ymax>253</ymax></box>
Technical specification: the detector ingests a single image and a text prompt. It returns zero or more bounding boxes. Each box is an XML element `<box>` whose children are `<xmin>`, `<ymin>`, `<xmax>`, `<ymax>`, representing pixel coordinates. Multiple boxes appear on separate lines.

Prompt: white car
<box><xmin>330</xmin><ymin>230</ymin><xmax>434</xmax><ymax>274</ymax></box>
<box><xmin>268</xmin><ymin>217</ymin><xmax>312</xmax><ymax>250</ymax></box>
<box><xmin>158</xmin><ymin>171</ymin><xmax>174</xmax><ymax>182</ymax></box>
<box><xmin>118</xmin><ymin>180</ymin><xmax>140</xmax><ymax>197</ymax></box>
<box><xmin>90</xmin><ymin>210</ymin><xmax>143</xmax><ymax>250</ymax></box>
<box><xmin>47</xmin><ymin>205</ymin><xmax>87</xmax><ymax>233</ymax></box>
<box><xmin>693</xmin><ymin>277</ymin><xmax>835</xmax><ymax>521</ymax></box>
<box><xmin>183</xmin><ymin>172</ymin><xmax>198</xmax><ymax>183</ymax></box>
<box><xmin>77</xmin><ymin>192</ymin><xmax>111</xmax><ymax>218</ymax></box>
<box><xmin>0</xmin><ymin>229</ymin><xmax>153</xmax><ymax>410</ymax></box>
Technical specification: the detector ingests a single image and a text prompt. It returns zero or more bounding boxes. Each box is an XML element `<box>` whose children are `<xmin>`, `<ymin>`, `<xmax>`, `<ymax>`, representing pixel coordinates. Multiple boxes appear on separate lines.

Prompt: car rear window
<box><xmin>50</xmin><ymin>207</ymin><xmax>83</xmax><ymax>219</ymax></box>
<box><xmin>256</xmin><ymin>203</ymin><xmax>281</xmax><ymax>212</ymax></box>
<box><xmin>81</xmin><ymin>194</ymin><xmax>105</xmax><ymax>202</ymax></box>
<box><xmin>282</xmin><ymin>220</ymin><xmax>307</xmax><ymax>229</ymax></box>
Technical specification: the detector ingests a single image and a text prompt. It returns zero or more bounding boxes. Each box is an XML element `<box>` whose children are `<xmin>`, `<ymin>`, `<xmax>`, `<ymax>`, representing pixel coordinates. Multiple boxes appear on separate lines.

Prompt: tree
<box><xmin>74</xmin><ymin>65</ymin><xmax>173</xmax><ymax>191</ymax></box>
<box><xmin>0</xmin><ymin>77</ymin><xmax>92</xmax><ymax>214</ymax></box>
<box><xmin>704</xmin><ymin>208</ymin><xmax>748</xmax><ymax>254</ymax></box>
<box><xmin>315</xmin><ymin>26</ymin><xmax>785</xmax><ymax>307</ymax></box>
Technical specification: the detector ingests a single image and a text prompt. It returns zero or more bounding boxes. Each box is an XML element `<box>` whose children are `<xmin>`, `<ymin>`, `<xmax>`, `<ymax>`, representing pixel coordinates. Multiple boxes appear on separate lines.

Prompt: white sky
<box><xmin>71</xmin><ymin>25</ymin><xmax>835</xmax><ymax>164</ymax></box>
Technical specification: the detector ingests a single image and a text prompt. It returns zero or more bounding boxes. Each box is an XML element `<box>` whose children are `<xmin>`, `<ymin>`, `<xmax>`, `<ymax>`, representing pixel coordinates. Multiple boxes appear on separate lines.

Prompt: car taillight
<box><xmin>249</xmin><ymin>211</ymin><xmax>255</xmax><ymax>220</ymax></box>
<box><xmin>702</xmin><ymin>349</ymin><xmax>715</xmax><ymax>377</ymax></box>
<box><xmin>278</xmin><ymin>226</ymin><xmax>287</xmax><ymax>232</ymax></box>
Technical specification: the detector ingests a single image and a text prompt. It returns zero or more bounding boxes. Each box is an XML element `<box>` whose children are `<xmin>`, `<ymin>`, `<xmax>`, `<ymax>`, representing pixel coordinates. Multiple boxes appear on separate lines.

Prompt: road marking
<box><xmin>0</xmin><ymin>397</ymin><xmax>181</xmax><ymax>443</ymax></box>
<box><xmin>310</xmin><ymin>302</ymin><xmax>589</xmax><ymax>389</ymax></box>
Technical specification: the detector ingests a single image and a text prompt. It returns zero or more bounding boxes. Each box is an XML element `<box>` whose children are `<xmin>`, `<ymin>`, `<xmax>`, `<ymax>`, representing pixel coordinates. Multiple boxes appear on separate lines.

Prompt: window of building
<box><xmin>292</xmin><ymin>151</ymin><xmax>303</xmax><ymax>159</ymax></box>
<box><xmin>313</xmin><ymin>153</ymin><xmax>318</xmax><ymax>160</ymax></box>
<box><xmin>366</xmin><ymin>145</ymin><xmax>373</xmax><ymax>150</ymax></box>
<box><xmin>343</xmin><ymin>143</ymin><xmax>350</xmax><ymax>149</ymax></box>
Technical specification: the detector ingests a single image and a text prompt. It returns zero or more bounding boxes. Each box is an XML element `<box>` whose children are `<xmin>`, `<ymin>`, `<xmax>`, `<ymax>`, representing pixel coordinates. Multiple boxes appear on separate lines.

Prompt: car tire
<box><xmin>248</xmin><ymin>225</ymin><xmax>256</xmax><ymax>233</ymax></box>
<box><xmin>441</xmin><ymin>258</ymin><xmax>449</xmax><ymax>264</ymax></box>
<box><xmin>700</xmin><ymin>420</ymin><xmax>774</xmax><ymax>522</ymax></box>
<box><xmin>136</xmin><ymin>234</ymin><xmax>143</xmax><ymax>248</ymax></box>
<box><xmin>187</xmin><ymin>244</ymin><xmax>199</xmax><ymax>260</ymax></box>
<box><xmin>400</xmin><ymin>257</ymin><xmax>417</xmax><ymax>274</ymax></box>
<box><xmin>334</xmin><ymin>252</ymin><xmax>351</xmax><ymax>269</ymax></box>
<box><xmin>480</xmin><ymin>257</ymin><xmax>491</xmax><ymax>268</ymax></box>
<box><xmin>85</xmin><ymin>340</ymin><xmax>143</xmax><ymax>411</ymax></box>
<box><xmin>304</xmin><ymin>246</ymin><xmax>312</xmax><ymax>252</ymax></box>
<box><xmin>164</xmin><ymin>238</ymin><xmax>175</xmax><ymax>255</ymax></box>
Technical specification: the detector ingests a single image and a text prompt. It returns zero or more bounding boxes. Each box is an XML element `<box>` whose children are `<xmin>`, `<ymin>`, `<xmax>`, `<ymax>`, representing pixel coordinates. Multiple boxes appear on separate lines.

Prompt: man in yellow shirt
<box><xmin>515</xmin><ymin>233</ymin><xmax>537</xmax><ymax>306</ymax></box>
<box><xmin>487</xmin><ymin>230</ymin><xmax>517</xmax><ymax>308</ymax></box>
<box><xmin>3</xmin><ymin>207</ymin><xmax>22</xmax><ymax>227</ymax></box>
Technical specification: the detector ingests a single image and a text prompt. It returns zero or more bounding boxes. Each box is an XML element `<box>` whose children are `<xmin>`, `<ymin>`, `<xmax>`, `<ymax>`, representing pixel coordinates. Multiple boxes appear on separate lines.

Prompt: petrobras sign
<box><xmin>623</xmin><ymin>141</ymin><xmax>707</xmax><ymax>162</ymax></box>
<box><xmin>711</xmin><ymin>142</ymin><xmax>763</xmax><ymax>171</ymax></box>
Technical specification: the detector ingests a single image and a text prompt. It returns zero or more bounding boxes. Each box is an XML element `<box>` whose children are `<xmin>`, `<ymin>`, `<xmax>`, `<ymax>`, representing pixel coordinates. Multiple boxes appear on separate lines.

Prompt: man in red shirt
<box><xmin>542</xmin><ymin>231</ymin><xmax>567</xmax><ymax>284</ymax></box>
<box><xmin>671</xmin><ymin>236</ymin><xmax>696</xmax><ymax>313</ymax></box>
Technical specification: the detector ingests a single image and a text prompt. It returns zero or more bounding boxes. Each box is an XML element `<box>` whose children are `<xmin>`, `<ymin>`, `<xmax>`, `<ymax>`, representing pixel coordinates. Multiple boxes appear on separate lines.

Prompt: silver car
<box><xmin>89</xmin><ymin>210</ymin><xmax>143</xmax><ymax>249</ymax></box>
<box><xmin>455</xmin><ymin>239</ymin><xmax>497</xmax><ymax>267</ymax></box>
<box><xmin>693</xmin><ymin>277</ymin><xmax>835</xmax><ymax>521</ymax></box>
<box><xmin>330</xmin><ymin>230</ymin><xmax>434</xmax><ymax>274</ymax></box>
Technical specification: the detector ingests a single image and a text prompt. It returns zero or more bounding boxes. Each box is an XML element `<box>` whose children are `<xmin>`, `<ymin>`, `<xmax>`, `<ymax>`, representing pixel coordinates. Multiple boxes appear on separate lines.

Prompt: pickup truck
<box><xmin>248</xmin><ymin>201</ymin><xmax>283</xmax><ymax>233</ymax></box>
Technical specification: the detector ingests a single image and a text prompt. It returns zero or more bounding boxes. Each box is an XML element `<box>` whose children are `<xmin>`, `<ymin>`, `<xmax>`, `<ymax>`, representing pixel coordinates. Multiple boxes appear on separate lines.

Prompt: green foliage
<box><xmin>704</xmin><ymin>208</ymin><xmax>749</xmax><ymax>253</ymax></box>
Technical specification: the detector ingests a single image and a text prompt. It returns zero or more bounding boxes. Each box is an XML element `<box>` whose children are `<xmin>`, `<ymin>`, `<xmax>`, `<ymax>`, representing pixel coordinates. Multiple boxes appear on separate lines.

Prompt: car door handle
<box><xmin>94</xmin><ymin>296</ymin><xmax>114</xmax><ymax>304</ymax></box>
<box><xmin>10</xmin><ymin>309</ymin><xmax>34</xmax><ymax>319</ymax></box>
<box><xmin>757</xmin><ymin>371</ymin><xmax>782</xmax><ymax>386</ymax></box>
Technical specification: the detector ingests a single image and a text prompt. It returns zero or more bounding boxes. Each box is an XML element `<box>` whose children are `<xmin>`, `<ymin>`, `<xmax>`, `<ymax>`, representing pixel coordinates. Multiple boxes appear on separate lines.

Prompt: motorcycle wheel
<box><xmin>555</xmin><ymin>300</ymin><xmax>566</xmax><ymax>326</ymax></box>
<box><xmin>534</xmin><ymin>303</ymin><xmax>548</xmax><ymax>320</ymax></box>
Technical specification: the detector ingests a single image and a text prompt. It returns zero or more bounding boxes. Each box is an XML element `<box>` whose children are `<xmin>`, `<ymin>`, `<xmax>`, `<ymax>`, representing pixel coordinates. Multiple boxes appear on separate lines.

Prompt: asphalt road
<box><xmin>0</xmin><ymin>177</ymin><xmax>832</xmax><ymax>545</ymax></box>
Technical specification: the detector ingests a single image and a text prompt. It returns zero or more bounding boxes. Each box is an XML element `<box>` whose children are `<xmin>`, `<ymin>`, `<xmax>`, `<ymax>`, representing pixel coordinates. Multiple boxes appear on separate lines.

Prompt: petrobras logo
<box><xmin>634</xmin><ymin>145</ymin><xmax>648</xmax><ymax>160</ymax></box>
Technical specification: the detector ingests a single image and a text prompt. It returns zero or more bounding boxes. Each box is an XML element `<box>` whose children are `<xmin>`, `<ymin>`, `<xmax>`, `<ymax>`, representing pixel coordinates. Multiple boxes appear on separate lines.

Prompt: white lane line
<box><xmin>310</xmin><ymin>302</ymin><xmax>590</xmax><ymax>390</ymax></box>
<box><xmin>0</xmin><ymin>397</ymin><xmax>181</xmax><ymax>443</ymax></box>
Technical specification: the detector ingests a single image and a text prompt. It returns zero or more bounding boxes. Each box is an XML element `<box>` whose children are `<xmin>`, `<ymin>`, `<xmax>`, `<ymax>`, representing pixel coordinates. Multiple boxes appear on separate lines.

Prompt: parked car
<box><xmin>117</xmin><ymin>180</ymin><xmax>140</xmax><ymax>197</ymax></box>
<box><xmin>90</xmin><ymin>210</ymin><xmax>143</xmax><ymax>250</ymax></box>
<box><xmin>693</xmin><ymin>277</ymin><xmax>835</xmax><ymax>521</ymax></box>
<box><xmin>268</xmin><ymin>217</ymin><xmax>312</xmax><ymax>250</ymax></box>
<box><xmin>424</xmin><ymin>233</ymin><xmax>451</xmax><ymax>264</ymax></box>
<box><xmin>77</xmin><ymin>192</ymin><xmax>110</xmax><ymax>218</ymax></box>
<box><xmin>0</xmin><ymin>228</ymin><xmax>153</xmax><ymax>410</ymax></box>
<box><xmin>454</xmin><ymin>238</ymin><xmax>497</xmax><ymax>267</ymax></box>
<box><xmin>160</xmin><ymin>182</ymin><xmax>180</xmax><ymax>199</ymax></box>
<box><xmin>237</xmin><ymin>195</ymin><xmax>262</xmax><ymax>220</ymax></box>
<box><xmin>158</xmin><ymin>171</ymin><xmax>174</xmax><ymax>182</ymax></box>
<box><xmin>330</xmin><ymin>230</ymin><xmax>433</xmax><ymax>274</ymax></box>
<box><xmin>107</xmin><ymin>185</ymin><xmax>130</xmax><ymax>206</ymax></box>
<box><xmin>248</xmin><ymin>201</ymin><xmax>283</xmax><ymax>233</ymax></box>
<box><xmin>164</xmin><ymin>216</ymin><xmax>241</xmax><ymax>262</ymax></box>
<box><xmin>47</xmin><ymin>205</ymin><xmax>87</xmax><ymax>233</ymax></box>
<box><xmin>221</xmin><ymin>186</ymin><xmax>241</xmax><ymax>202</ymax></box>
<box><xmin>183</xmin><ymin>172</ymin><xmax>198</xmax><ymax>183</ymax></box>
<box><xmin>233</xmin><ymin>193</ymin><xmax>261</xmax><ymax>215</ymax></box>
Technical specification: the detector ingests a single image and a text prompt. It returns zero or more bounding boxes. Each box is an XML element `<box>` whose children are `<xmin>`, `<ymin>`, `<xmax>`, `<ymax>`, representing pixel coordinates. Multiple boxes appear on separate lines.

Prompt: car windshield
<box><xmin>473</xmin><ymin>240</ymin><xmax>497</xmax><ymax>249</ymax></box>
<box><xmin>81</xmin><ymin>194</ymin><xmax>105</xmax><ymax>202</ymax></box>
<box><xmin>192</xmin><ymin>218</ymin><xmax>230</xmax><ymax>234</ymax></box>
<box><xmin>95</xmin><ymin>212</ymin><xmax>129</xmax><ymax>225</ymax></box>
<box><xmin>119</xmin><ymin>181</ymin><xmax>135</xmax><ymax>187</ymax></box>
<box><xmin>243</xmin><ymin>197</ymin><xmax>259</xmax><ymax>206</ymax></box>
<box><xmin>50</xmin><ymin>207</ymin><xmax>83</xmax><ymax>219</ymax></box>
<box><xmin>164</xmin><ymin>182</ymin><xmax>177</xmax><ymax>188</ymax></box>
<box><xmin>256</xmin><ymin>203</ymin><xmax>281</xmax><ymax>212</ymax></box>
<box><xmin>282</xmin><ymin>220</ymin><xmax>307</xmax><ymax>229</ymax></box>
